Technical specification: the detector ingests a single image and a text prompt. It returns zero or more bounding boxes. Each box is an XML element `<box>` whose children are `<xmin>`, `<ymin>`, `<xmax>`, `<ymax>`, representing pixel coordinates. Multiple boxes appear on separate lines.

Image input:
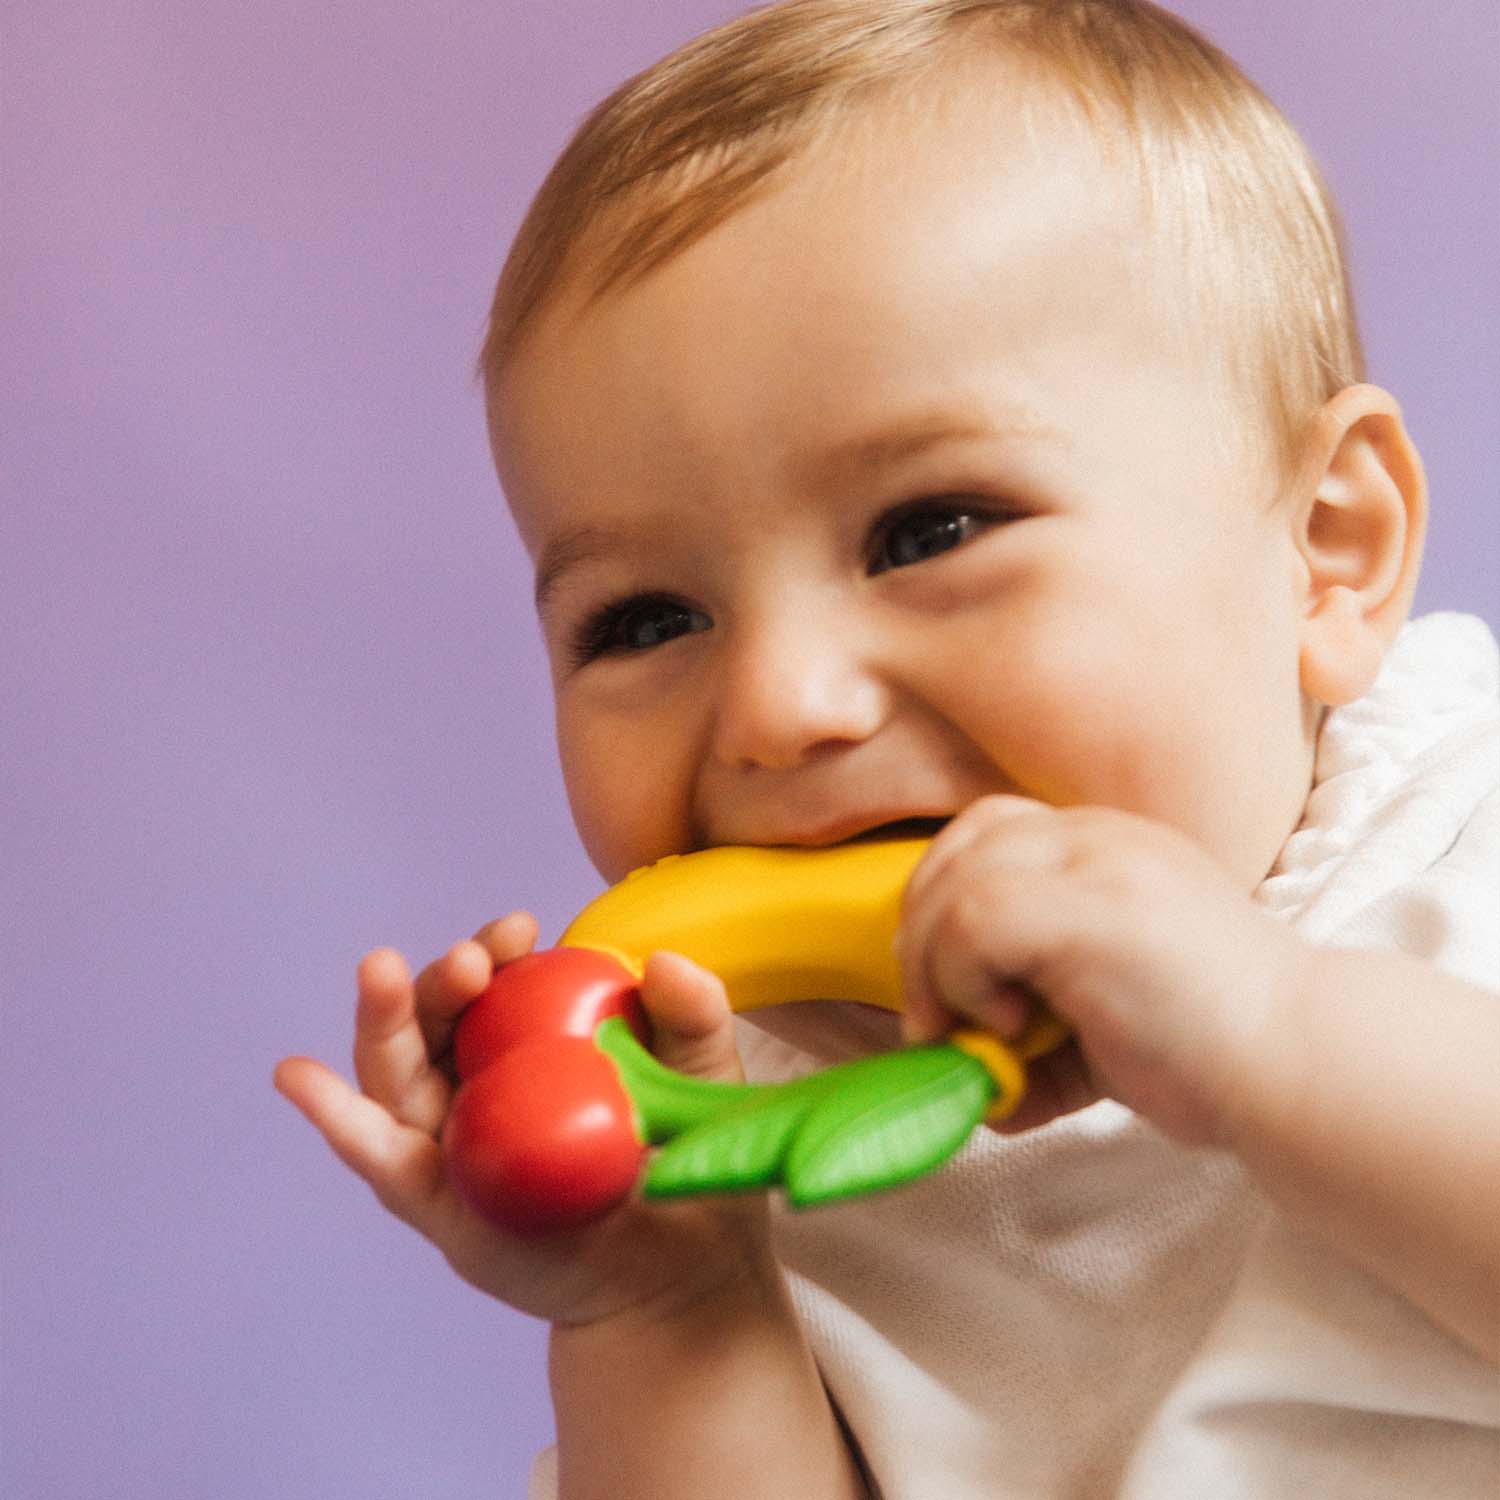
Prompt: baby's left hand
<box><xmin>897</xmin><ymin>796</ymin><xmax>1307</xmax><ymax>1145</ymax></box>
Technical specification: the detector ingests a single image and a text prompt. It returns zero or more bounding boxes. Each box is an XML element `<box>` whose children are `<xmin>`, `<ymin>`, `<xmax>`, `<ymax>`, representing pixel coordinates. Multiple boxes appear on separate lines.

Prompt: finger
<box><xmin>896</xmin><ymin>934</ymin><xmax>953</xmax><ymax>1045</ymax></box>
<box><xmin>353</xmin><ymin>948</ymin><xmax>451</xmax><ymax>1133</ymax></box>
<box><xmin>898</xmin><ymin>798</ymin><xmax>1055</xmax><ymax>1039</ymax></box>
<box><xmin>902</xmin><ymin>794</ymin><xmax>1050</xmax><ymax>908</ymax></box>
<box><xmin>273</xmin><ymin>1055</ymin><xmax>456</xmax><ymax>1243</ymax></box>
<box><xmin>899</xmin><ymin>921</ymin><xmax>1035</xmax><ymax>1045</ymax></box>
<box><xmin>899</xmin><ymin>843</ymin><xmax>984</xmax><ymax>1042</ymax></box>
<box><xmin>412</xmin><ymin>912</ymin><xmax>540</xmax><ymax>1056</ymax></box>
<box><xmin>925</xmin><ymin>938</ymin><xmax>1037</xmax><ymax>1040</ymax></box>
<box><xmin>896</xmin><ymin>880</ymin><xmax>948</xmax><ymax>1043</ymax></box>
<box><xmin>412</xmin><ymin>941</ymin><xmax>494</xmax><ymax>1055</ymax></box>
<box><xmin>471</xmin><ymin>910</ymin><xmax>541</xmax><ymax>966</ymax></box>
<box><xmin>638</xmin><ymin>951</ymin><xmax>744</xmax><ymax>1084</ymax></box>
<box><xmin>900</xmin><ymin>838</ymin><xmax>1065</xmax><ymax>1044</ymax></box>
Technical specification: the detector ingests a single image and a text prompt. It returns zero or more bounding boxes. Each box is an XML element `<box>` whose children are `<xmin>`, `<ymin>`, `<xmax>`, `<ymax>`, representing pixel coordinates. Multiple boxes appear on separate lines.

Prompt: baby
<box><xmin>276</xmin><ymin>2</ymin><xmax>1499</xmax><ymax>1495</ymax></box>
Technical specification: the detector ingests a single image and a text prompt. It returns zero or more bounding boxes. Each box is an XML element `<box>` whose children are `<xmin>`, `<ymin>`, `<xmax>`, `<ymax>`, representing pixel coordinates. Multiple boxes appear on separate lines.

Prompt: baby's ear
<box><xmin>1290</xmin><ymin>383</ymin><xmax>1427</xmax><ymax>707</ymax></box>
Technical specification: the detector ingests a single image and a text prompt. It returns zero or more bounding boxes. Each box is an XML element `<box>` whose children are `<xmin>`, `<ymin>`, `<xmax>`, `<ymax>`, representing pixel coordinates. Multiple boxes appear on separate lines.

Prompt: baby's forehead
<box><xmin>502</xmin><ymin>106</ymin><xmax>1180</xmax><ymax>414</ymax></box>
<box><xmin>529</xmin><ymin>74</ymin><xmax>1169</xmax><ymax>378</ymax></box>
<box><xmin>577</xmin><ymin>48</ymin><xmax>1147</xmax><ymax>302</ymax></box>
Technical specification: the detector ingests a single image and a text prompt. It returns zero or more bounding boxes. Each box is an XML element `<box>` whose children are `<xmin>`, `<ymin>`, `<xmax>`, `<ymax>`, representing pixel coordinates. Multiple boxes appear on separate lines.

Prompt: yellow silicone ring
<box><xmin>950</xmin><ymin>1029</ymin><xmax>1028</xmax><ymax>1122</ymax></box>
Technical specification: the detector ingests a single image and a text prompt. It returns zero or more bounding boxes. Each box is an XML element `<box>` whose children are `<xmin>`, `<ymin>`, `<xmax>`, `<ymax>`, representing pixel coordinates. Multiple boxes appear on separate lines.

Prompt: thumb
<box><xmin>638</xmin><ymin>950</ymin><xmax>744</xmax><ymax>1084</ymax></box>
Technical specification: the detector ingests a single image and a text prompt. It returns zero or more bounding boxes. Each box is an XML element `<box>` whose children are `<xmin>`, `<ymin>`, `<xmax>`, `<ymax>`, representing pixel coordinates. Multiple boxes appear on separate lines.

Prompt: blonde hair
<box><xmin>480</xmin><ymin>0</ymin><xmax>1364</xmax><ymax>475</ymax></box>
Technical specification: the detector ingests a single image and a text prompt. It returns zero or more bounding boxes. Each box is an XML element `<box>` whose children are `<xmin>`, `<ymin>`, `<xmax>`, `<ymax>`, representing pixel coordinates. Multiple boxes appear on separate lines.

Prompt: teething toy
<box><xmin>442</xmin><ymin>837</ymin><xmax>1067</xmax><ymax>1236</ymax></box>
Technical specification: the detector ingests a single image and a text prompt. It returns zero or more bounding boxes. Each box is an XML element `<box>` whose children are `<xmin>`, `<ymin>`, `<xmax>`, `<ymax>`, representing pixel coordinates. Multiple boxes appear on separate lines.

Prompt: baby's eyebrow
<box><xmin>794</xmin><ymin>408</ymin><xmax>1059</xmax><ymax>490</ymax></box>
<box><xmin>534</xmin><ymin>522</ymin><xmax>620</xmax><ymax>613</ymax></box>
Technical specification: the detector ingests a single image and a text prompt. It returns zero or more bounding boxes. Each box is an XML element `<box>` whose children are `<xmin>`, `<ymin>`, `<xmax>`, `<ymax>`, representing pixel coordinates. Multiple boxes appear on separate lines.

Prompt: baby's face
<box><xmin>492</xmin><ymin>64</ymin><xmax>1317</xmax><ymax>887</ymax></box>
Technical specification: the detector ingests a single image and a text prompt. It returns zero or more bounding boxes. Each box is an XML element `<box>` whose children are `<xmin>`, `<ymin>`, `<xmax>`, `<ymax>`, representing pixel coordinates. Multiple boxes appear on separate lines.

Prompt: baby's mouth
<box><xmin>845</xmin><ymin>816</ymin><xmax>952</xmax><ymax>843</ymax></box>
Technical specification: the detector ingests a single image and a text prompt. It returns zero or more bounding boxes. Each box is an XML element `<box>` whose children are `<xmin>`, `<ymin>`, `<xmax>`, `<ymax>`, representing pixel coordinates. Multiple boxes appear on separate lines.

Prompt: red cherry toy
<box><xmin>453</xmin><ymin>947</ymin><xmax>646</xmax><ymax>1082</ymax></box>
<box><xmin>443</xmin><ymin>1037</ymin><xmax>645</xmax><ymax>1237</ymax></box>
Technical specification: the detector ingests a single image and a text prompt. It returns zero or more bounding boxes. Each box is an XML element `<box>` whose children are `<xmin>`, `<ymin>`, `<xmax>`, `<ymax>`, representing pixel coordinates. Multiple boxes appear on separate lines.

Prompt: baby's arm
<box><xmin>1228</xmin><ymin>942</ymin><xmax>1498</xmax><ymax>1361</ymax></box>
<box><xmin>276</xmin><ymin>924</ymin><xmax>869</xmax><ymax>1498</ymax></box>
<box><xmin>897</xmin><ymin>796</ymin><xmax>1499</xmax><ymax>1362</ymax></box>
<box><xmin>550</xmin><ymin>1265</ymin><xmax>868</xmax><ymax>1500</ymax></box>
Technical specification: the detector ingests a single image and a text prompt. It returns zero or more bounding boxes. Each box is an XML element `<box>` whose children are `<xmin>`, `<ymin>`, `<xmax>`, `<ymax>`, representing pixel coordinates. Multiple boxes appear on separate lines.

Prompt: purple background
<box><xmin>3</xmin><ymin>1</ymin><xmax>1494</xmax><ymax>1494</ymax></box>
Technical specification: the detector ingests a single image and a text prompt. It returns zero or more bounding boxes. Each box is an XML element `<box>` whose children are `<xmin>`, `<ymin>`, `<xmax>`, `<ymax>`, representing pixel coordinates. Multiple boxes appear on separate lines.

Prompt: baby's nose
<box><xmin>709</xmin><ymin>611</ymin><xmax>888</xmax><ymax>771</ymax></box>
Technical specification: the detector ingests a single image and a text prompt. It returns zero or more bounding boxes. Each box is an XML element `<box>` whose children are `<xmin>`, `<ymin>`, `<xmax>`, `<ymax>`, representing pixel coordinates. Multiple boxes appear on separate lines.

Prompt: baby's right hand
<box><xmin>275</xmin><ymin>917</ymin><xmax>775</xmax><ymax>1330</ymax></box>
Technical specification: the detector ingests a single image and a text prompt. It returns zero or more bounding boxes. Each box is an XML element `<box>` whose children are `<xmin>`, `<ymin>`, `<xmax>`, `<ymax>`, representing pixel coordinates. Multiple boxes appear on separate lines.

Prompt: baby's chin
<box><xmin>985</xmin><ymin>1039</ymin><xmax>1104</xmax><ymax>1135</ymax></box>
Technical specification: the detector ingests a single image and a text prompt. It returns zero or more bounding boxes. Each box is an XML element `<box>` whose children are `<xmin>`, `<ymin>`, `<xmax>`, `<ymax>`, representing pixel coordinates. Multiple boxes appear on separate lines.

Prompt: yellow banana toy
<box><xmin>563</xmin><ymin>837</ymin><xmax>927</xmax><ymax>1012</ymax></box>
<box><xmin>442</xmin><ymin>838</ymin><xmax>1068</xmax><ymax>1237</ymax></box>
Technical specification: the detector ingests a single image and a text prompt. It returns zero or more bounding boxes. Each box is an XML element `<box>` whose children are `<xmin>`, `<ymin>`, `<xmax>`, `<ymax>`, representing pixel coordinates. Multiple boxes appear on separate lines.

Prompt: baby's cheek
<box><xmin>559</xmin><ymin>724</ymin><xmax>635</xmax><ymax>875</ymax></box>
<box><xmin>558</xmin><ymin>719</ymin><xmax>690</xmax><ymax>883</ymax></box>
<box><xmin>967</xmin><ymin>614</ymin><xmax>1173</xmax><ymax>805</ymax></box>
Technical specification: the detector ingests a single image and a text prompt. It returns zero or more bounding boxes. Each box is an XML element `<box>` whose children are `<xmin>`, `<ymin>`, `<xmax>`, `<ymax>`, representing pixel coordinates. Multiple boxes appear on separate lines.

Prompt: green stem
<box><xmin>594</xmin><ymin>1017</ymin><xmax>782</xmax><ymax>1141</ymax></box>
<box><xmin>595</xmin><ymin>1017</ymin><xmax>1006</xmax><ymax>1210</ymax></box>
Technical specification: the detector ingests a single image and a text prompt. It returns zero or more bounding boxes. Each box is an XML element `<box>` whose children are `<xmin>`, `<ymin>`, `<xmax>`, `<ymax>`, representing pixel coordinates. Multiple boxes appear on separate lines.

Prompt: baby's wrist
<box><xmin>552</xmin><ymin>1233</ymin><xmax>787</xmax><ymax>1342</ymax></box>
<box><xmin>548</xmin><ymin>1245</ymin><xmax>806</xmax><ymax>1424</ymax></box>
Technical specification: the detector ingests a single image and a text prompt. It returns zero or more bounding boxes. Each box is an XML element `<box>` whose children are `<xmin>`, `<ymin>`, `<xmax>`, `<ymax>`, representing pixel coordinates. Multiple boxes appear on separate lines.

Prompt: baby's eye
<box><xmin>869</xmin><ymin>502</ymin><xmax>991</xmax><ymax>574</ymax></box>
<box><xmin>570</xmin><ymin>594</ymin><xmax>712</xmax><ymax>664</ymax></box>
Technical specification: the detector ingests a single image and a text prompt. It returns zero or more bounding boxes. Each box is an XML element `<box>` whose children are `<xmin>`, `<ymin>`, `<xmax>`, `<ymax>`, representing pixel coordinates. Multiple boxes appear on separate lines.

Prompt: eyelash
<box><xmin>566</xmin><ymin>498</ymin><xmax>1003</xmax><ymax>666</ymax></box>
<box><xmin>568</xmin><ymin>594</ymin><xmax>711</xmax><ymax>667</ymax></box>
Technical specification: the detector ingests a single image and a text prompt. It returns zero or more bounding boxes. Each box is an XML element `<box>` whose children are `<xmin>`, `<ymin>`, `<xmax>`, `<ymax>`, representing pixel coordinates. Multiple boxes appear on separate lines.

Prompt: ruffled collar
<box><xmin>1256</xmin><ymin>612</ymin><xmax>1498</xmax><ymax>926</ymax></box>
